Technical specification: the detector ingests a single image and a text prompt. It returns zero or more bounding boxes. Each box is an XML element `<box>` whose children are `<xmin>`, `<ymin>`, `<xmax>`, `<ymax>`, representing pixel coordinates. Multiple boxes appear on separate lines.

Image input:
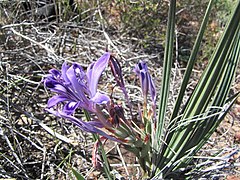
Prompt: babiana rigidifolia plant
<box><xmin>44</xmin><ymin>0</ymin><xmax>240</xmax><ymax>179</ymax></box>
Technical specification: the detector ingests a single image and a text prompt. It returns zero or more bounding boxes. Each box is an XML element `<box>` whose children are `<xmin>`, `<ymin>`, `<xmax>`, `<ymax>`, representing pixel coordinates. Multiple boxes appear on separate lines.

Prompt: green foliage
<box><xmin>72</xmin><ymin>168</ymin><xmax>85</xmax><ymax>180</ymax></box>
<box><xmin>199</xmin><ymin>0</ymin><xmax>237</xmax><ymax>61</ymax></box>
<box><xmin>83</xmin><ymin>110</ymin><xmax>113</xmax><ymax>180</ymax></box>
<box><xmin>214</xmin><ymin>0</ymin><xmax>236</xmax><ymax>22</ymax></box>
<box><xmin>152</xmin><ymin>0</ymin><xmax>240</xmax><ymax>178</ymax></box>
<box><xmin>114</xmin><ymin>1</ymin><xmax>163</xmax><ymax>37</ymax></box>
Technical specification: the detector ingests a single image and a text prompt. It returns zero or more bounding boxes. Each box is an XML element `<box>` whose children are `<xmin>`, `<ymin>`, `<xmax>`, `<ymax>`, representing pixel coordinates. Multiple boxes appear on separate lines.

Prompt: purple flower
<box><xmin>134</xmin><ymin>61</ymin><xmax>156</xmax><ymax>104</ymax></box>
<box><xmin>44</xmin><ymin>52</ymin><xmax>117</xmax><ymax>130</ymax></box>
<box><xmin>45</xmin><ymin>52</ymin><xmax>111</xmax><ymax>115</ymax></box>
<box><xmin>44</xmin><ymin>53</ymin><xmax>156</xmax><ymax>144</ymax></box>
<box><xmin>109</xmin><ymin>56</ymin><xmax>125</xmax><ymax>90</ymax></box>
<box><xmin>109</xmin><ymin>56</ymin><xmax>134</xmax><ymax>117</ymax></box>
<box><xmin>46</xmin><ymin>108</ymin><xmax>120</xmax><ymax>142</ymax></box>
<box><xmin>87</xmin><ymin>52</ymin><xmax>111</xmax><ymax>98</ymax></box>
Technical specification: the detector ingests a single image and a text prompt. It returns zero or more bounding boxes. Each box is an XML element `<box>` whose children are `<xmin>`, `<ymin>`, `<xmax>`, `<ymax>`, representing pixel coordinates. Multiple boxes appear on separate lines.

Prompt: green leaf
<box><xmin>152</xmin><ymin>0</ymin><xmax>240</xmax><ymax>178</ymax></box>
<box><xmin>152</xmin><ymin>0</ymin><xmax>176</xmax><ymax>175</ymax></box>
<box><xmin>155</xmin><ymin>0</ymin><xmax>176</xmax><ymax>150</ymax></box>
<box><xmin>83</xmin><ymin>110</ymin><xmax>113</xmax><ymax>180</ymax></box>
<box><xmin>171</xmin><ymin>0</ymin><xmax>215</xmax><ymax>121</ymax></box>
<box><xmin>72</xmin><ymin>168</ymin><xmax>85</xmax><ymax>180</ymax></box>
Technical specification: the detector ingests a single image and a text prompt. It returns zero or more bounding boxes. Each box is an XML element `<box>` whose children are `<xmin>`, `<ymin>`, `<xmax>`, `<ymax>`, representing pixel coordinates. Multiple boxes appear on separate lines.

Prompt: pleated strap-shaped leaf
<box><xmin>152</xmin><ymin>0</ymin><xmax>176</xmax><ymax>174</ymax></box>
<box><xmin>153</xmin><ymin>0</ymin><xmax>214</xmax><ymax>175</ymax></box>
<box><xmin>155</xmin><ymin>0</ymin><xmax>176</xmax><ymax>150</ymax></box>
<box><xmin>175</xmin><ymin>26</ymin><xmax>240</xmax><ymax>170</ymax></box>
<box><xmin>153</xmin><ymin>0</ymin><xmax>240</xmax><ymax>178</ymax></box>
<box><xmin>170</xmin><ymin>0</ymin><xmax>215</xmax><ymax>122</ymax></box>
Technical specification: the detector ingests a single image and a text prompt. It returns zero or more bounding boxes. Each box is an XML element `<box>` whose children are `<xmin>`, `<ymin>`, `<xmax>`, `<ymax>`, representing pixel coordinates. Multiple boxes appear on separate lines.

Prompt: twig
<box><xmin>9</xmin><ymin>28</ymin><xmax>57</xmax><ymax>58</ymax></box>
<box><xmin>38</xmin><ymin>120</ymin><xmax>76</xmax><ymax>145</ymax></box>
<box><xmin>41</xmin><ymin>148</ymin><xmax>47</xmax><ymax>180</ymax></box>
<box><xmin>7</xmin><ymin>74</ymin><xmax>40</xmax><ymax>85</ymax></box>
<box><xmin>116</xmin><ymin>143</ymin><xmax>130</xmax><ymax>177</ymax></box>
<box><xmin>13</xmin><ymin>129</ymin><xmax>45</xmax><ymax>152</ymax></box>
<box><xmin>1</xmin><ymin>22</ymin><xmax>35</xmax><ymax>29</ymax></box>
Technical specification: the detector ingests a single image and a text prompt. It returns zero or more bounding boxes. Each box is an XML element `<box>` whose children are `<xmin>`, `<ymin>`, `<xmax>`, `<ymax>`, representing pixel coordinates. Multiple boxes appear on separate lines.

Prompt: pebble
<box><xmin>16</xmin><ymin>114</ymin><xmax>32</xmax><ymax>125</ymax></box>
<box><xmin>234</xmin><ymin>132</ymin><xmax>240</xmax><ymax>143</ymax></box>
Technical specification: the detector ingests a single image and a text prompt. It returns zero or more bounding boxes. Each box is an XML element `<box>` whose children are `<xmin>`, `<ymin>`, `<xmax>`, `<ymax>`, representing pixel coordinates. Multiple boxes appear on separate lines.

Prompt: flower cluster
<box><xmin>44</xmin><ymin>52</ymin><xmax>156</xmax><ymax>172</ymax></box>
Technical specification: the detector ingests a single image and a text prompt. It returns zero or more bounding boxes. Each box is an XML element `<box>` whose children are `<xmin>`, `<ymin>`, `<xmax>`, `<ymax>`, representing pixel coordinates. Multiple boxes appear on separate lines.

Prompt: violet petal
<box><xmin>91</xmin><ymin>92</ymin><xmax>110</xmax><ymax>104</ymax></box>
<box><xmin>87</xmin><ymin>52</ymin><xmax>111</xmax><ymax>97</ymax></box>
<box><xmin>49</xmin><ymin>69</ymin><xmax>61</xmax><ymax>78</ymax></box>
<box><xmin>66</xmin><ymin>63</ymin><xmax>88</xmax><ymax>102</ymax></box>
<box><xmin>61</xmin><ymin>62</ymin><xmax>70</xmax><ymax>83</ymax></box>
<box><xmin>47</xmin><ymin>95</ymin><xmax>68</xmax><ymax>108</ymax></box>
<box><xmin>45</xmin><ymin>80</ymin><xmax>67</xmax><ymax>93</ymax></box>
<box><xmin>59</xmin><ymin>112</ymin><xmax>121</xmax><ymax>142</ymax></box>
<box><xmin>63</xmin><ymin>101</ymin><xmax>79</xmax><ymax>115</ymax></box>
